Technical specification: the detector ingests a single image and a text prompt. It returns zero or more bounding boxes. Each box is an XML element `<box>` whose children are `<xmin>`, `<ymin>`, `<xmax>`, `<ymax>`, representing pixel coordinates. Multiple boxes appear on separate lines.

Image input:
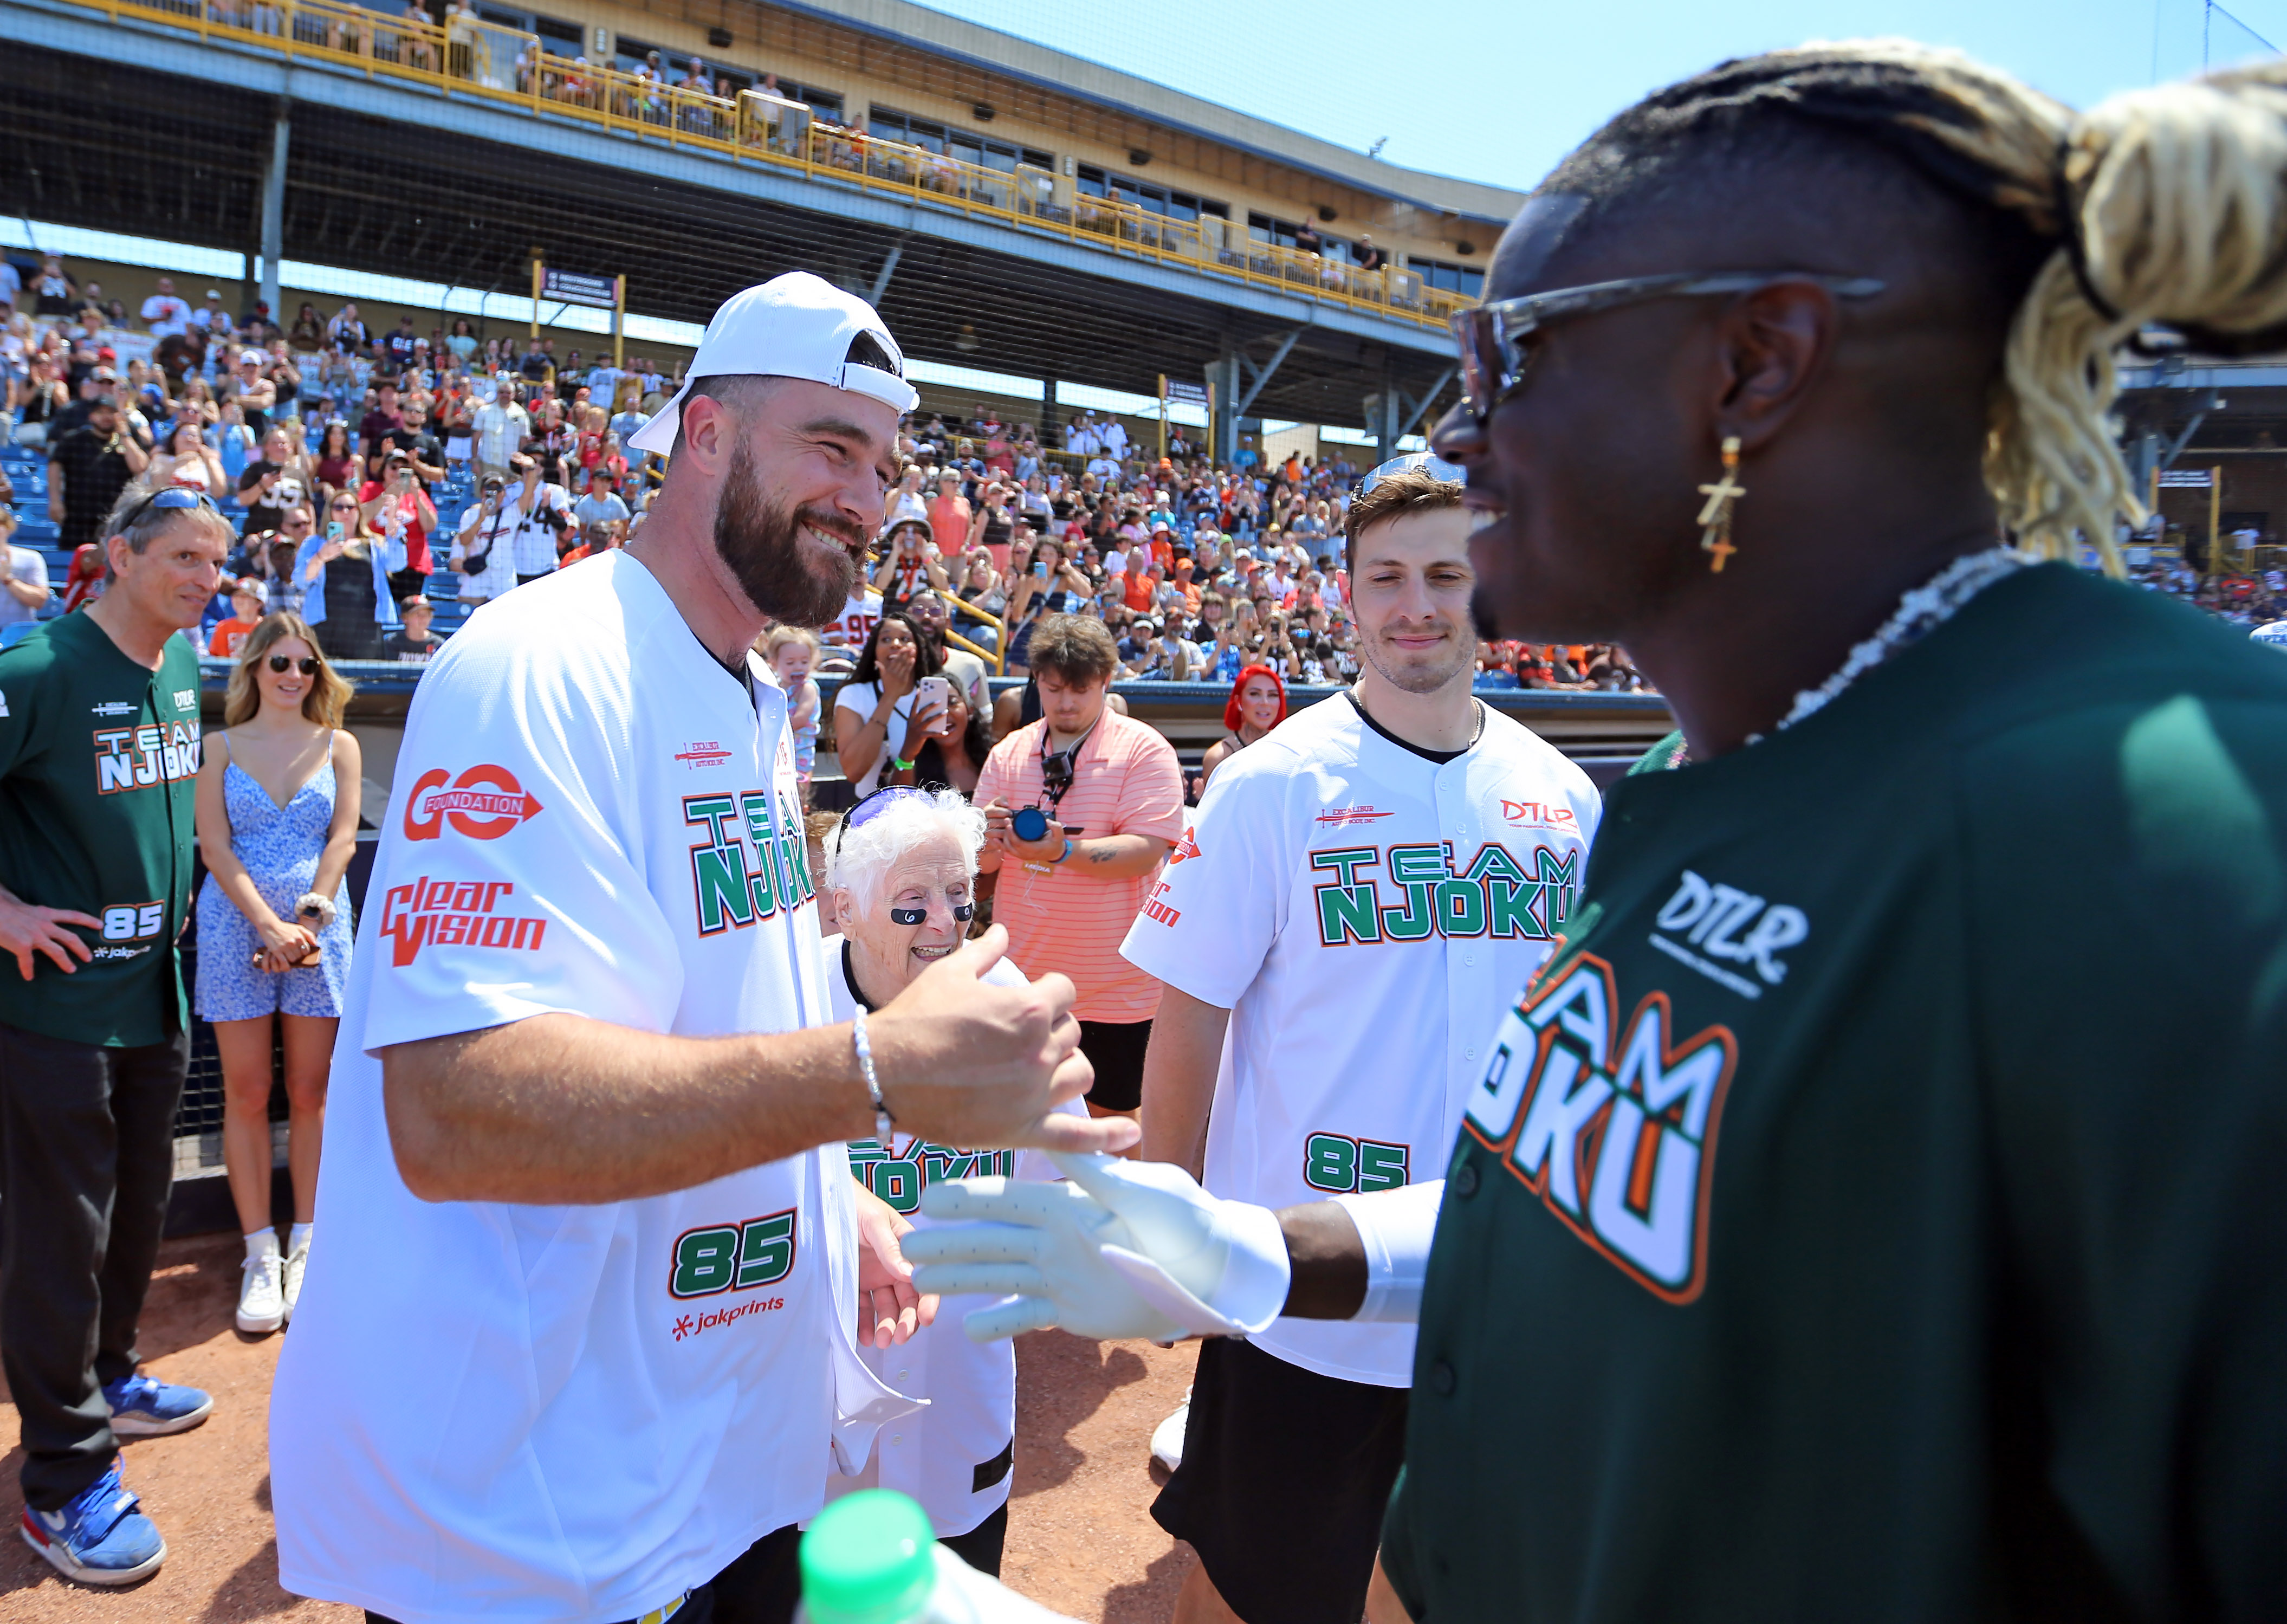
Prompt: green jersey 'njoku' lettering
<box><xmin>0</xmin><ymin>614</ymin><xmax>201</xmax><ymax>1046</ymax></box>
<box><xmin>1384</xmin><ymin>565</ymin><xmax>2285</xmax><ymax>1621</ymax></box>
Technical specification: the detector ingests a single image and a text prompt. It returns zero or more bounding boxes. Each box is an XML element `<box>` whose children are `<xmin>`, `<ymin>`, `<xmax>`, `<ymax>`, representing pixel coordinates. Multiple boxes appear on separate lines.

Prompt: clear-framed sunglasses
<box><xmin>1447</xmin><ymin>270</ymin><xmax>1886</xmax><ymax>422</ymax></box>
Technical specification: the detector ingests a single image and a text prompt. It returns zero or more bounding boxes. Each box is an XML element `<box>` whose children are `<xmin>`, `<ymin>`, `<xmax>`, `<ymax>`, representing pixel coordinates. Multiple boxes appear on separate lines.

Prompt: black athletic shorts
<box><xmin>1077</xmin><ymin>1018</ymin><xmax>1150</xmax><ymax>1112</ymax></box>
<box><xmin>1151</xmin><ymin>1336</ymin><xmax>1408</xmax><ymax>1624</ymax></box>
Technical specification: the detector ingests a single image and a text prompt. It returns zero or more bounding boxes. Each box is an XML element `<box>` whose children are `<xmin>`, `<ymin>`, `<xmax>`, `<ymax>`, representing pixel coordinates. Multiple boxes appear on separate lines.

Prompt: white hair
<box><xmin>824</xmin><ymin>788</ymin><xmax>987</xmax><ymax>913</ymax></box>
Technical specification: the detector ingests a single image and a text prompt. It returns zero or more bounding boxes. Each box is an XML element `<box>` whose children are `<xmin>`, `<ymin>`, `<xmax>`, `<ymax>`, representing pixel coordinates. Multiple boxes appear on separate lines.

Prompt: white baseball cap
<box><xmin>627</xmin><ymin>273</ymin><xmax>916</xmax><ymax>455</ymax></box>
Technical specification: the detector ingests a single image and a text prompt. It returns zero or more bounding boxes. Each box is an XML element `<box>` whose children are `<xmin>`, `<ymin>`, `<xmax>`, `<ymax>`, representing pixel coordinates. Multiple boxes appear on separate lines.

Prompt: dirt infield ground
<box><xmin>1</xmin><ymin>1232</ymin><xmax>1200</xmax><ymax>1623</ymax></box>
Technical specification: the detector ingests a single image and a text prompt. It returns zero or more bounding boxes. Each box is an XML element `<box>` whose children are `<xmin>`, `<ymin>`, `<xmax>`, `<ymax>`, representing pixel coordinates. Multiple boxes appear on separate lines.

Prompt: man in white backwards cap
<box><xmin>270</xmin><ymin>274</ymin><xmax>1129</xmax><ymax>1624</ymax></box>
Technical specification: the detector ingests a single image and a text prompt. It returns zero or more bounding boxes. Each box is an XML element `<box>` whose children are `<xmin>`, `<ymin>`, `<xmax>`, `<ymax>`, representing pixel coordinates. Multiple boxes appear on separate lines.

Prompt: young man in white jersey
<box><xmin>269</xmin><ymin>273</ymin><xmax>1128</xmax><ymax>1624</ymax></box>
<box><xmin>1119</xmin><ymin>457</ymin><xmax>1599</xmax><ymax>1624</ymax></box>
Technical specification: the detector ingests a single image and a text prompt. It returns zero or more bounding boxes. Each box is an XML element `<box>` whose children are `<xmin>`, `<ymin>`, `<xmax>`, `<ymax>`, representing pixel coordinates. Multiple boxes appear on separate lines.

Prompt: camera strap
<box><xmin>1038</xmin><ymin>712</ymin><xmax>1101</xmax><ymax>812</ymax></box>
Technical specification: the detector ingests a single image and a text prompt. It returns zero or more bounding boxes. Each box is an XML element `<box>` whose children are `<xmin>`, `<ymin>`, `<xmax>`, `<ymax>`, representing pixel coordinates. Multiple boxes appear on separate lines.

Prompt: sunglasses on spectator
<box><xmin>267</xmin><ymin>655</ymin><xmax>321</xmax><ymax>675</ymax></box>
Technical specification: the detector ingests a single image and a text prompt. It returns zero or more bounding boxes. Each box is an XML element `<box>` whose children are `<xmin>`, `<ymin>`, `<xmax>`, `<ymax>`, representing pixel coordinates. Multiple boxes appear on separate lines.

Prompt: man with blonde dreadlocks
<box><xmin>906</xmin><ymin>40</ymin><xmax>2286</xmax><ymax>1622</ymax></box>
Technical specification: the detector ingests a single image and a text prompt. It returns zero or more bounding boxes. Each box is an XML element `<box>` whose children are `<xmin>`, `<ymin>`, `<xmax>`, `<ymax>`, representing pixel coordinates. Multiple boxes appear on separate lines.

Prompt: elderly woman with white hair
<box><xmin>818</xmin><ymin>784</ymin><xmax>1082</xmax><ymax>1578</ymax></box>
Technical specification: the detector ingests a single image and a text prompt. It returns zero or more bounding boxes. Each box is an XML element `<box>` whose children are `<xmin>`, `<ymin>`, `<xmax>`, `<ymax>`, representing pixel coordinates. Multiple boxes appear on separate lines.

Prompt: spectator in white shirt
<box><xmin>191</xmin><ymin>290</ymin><xmax>235</xmax><ymax>344</ymax></box>
<box><xmin>140</xmin><ymin>277</ymin><xmax>193</xmax><ymax>338</ymax></box>
<box><xmin>0</xmin><ymin>510</ymin><xmax>49</xmax><ymax>630</ymax></box>
<box><xmin>472</xmin><ymin>383</ymin><xmax>530</xmax><ymax>487</ymax></box>
<box><xmin>504</xmin><ymin>454</ymin><xmax>572</xmax><ymax>585</ymax></box>
<box><xmin>449</xmin><ymin>474</ymin><xmax>519</xmax><ymax>606</ymax></box>
<box><xmin>885</xmin><ymin>465</ymin><xmax>929</xmax><ymax>530</ymax></box>
<box><xmin>1096</xmin><ymin>416</ymin><xmax>1130</xmax><ymax>461</ymax></box>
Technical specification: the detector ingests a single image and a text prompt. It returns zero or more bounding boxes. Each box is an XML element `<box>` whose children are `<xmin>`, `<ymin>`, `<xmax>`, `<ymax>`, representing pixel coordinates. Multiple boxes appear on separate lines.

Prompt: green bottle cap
<box><xmin>800</xmin><ymin>1490</ymin><xmax>938</xmax><ymax>1624</ymax></box>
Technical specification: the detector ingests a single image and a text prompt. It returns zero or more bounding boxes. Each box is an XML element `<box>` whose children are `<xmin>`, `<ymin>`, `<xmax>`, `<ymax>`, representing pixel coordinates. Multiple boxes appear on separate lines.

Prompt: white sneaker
<box><xmin>237</xmin><ymin>1240</ymin><xmax>285</xmax><ymax>1335</ymax></box>
<box><xmin>281</xmin><ymin>1238</ymin><xmax>310</xmax><ymax>1324</ymax></box>
<box><xmin>1150</xmin><ymin>1388</ymin><xmax>1191</xmax><ymax>1473</ymax></box>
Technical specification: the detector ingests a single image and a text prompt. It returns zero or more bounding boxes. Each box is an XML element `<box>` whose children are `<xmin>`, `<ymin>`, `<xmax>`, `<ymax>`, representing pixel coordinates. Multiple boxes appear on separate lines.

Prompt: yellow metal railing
<box><xmin>944</xmin><ymin>601</ymin><xmax>1006</xmax><ymax>674</ymax></box>
<box><xmin>69</xmin><ymin>0</ymin><xmax>1475</xmax><ymax>332</ymax></box>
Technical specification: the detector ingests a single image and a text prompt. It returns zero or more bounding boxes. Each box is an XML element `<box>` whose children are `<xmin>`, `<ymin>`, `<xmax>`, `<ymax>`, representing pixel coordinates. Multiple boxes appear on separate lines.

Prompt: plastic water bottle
<box><xmin>796</xmin><ymin>1491</ymin><xmax>1078</xmax><ymax>1624</ymax></box>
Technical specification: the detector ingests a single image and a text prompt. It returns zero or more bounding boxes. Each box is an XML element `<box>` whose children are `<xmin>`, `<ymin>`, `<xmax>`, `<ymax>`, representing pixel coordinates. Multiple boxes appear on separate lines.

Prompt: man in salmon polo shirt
<box><xmin>976</xmin><ymin>614</ymin><xmax>1184</xmax><ymax>1129</ymax></box>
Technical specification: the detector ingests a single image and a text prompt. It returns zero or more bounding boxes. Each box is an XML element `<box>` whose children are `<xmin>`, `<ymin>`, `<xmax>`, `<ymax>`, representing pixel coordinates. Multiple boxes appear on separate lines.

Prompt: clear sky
<box><xmin>906</xmin><ymin>0</ymin><xmax>2280</xmax><ymax>195</ymax></box>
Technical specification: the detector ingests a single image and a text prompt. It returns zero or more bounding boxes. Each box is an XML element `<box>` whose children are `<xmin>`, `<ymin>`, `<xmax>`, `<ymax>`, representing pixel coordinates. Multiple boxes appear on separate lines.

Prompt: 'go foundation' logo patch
<box><xmin>402</xmin><ymin>765</ymin><xmax>546</xmax><ymax>842</ymax></box>
<box><xmin>1463</xmin><ymin>953</ymin><xmax>1735</xmax><ymax>1303</ymax></box>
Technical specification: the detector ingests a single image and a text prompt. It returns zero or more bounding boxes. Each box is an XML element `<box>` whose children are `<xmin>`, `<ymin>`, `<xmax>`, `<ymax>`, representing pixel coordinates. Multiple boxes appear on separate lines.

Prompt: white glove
<box><xmin>905</xmin><ymin>1154</ymin><xmax>1290</xmax><ymax>1343</ymax></box>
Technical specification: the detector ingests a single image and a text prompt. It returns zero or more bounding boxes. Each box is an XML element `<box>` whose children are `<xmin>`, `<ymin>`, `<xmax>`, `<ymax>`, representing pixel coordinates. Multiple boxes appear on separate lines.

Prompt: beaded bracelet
<box><xmin>851</xmin><ymin>1007</ymin><xmax>893</xmax><ymax>1142</ymax></box>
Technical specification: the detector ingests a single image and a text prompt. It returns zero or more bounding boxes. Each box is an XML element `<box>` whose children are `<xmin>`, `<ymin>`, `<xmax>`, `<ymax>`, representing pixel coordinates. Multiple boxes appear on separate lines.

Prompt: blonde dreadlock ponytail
<box><xmin>2001</xmin><ymin>63</ymin><xmax>2287</xmax><ymax>568</ymax></box>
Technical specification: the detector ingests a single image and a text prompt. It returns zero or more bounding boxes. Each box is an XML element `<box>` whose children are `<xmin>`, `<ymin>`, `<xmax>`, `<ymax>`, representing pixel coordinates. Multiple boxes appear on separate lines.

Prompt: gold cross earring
<box><xmin>1696</xmin><ymin>436</ymin><xmax>1745</xmax><ymax>572</ymax></box>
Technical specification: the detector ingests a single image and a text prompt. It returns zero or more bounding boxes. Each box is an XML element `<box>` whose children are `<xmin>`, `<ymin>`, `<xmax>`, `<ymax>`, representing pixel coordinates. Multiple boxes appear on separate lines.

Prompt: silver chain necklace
<box><xmin>1764</xmin><ymin>546</ymin><xmax>2032</xmax><ymax>737</ymax></box>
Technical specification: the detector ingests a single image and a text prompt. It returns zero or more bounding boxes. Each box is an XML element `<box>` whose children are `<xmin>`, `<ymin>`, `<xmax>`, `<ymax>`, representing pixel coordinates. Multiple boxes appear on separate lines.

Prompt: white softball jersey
<box><xmin>827</xmin><ymin>586</ymin><xmax>883</xmax><ymax>649</ymax></box>
<box><xmin>815</xmin><ymin>937</ymin><xmax>1079</xmax><ymax>1537</ymax></box>
<box><xmin>272</xmin><ymin>552</ymin><xmax>897</xmax><ymax>1624</ymax></box>
<box><xmin>1120</xmin><ymin>692</ymin><xmax>1599</xmax><ymax>1386</ymax></box>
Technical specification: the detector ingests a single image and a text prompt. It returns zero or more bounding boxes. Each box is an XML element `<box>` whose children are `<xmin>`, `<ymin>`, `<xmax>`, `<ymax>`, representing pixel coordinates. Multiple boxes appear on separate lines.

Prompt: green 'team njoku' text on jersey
<box><xmin>682</xmin><ymin>787</ymin><xmax>815</xmax><ymax>935</ymax></box>
<box><xmin>847</xmin><ymin>1139</ymin><xmax>1019</xmax><ymax>1213</ymax></box>
<box><xmin>1310</xmin><ymin>840</ymin><xmax>1578</xmax><ymax>947</ymax></box>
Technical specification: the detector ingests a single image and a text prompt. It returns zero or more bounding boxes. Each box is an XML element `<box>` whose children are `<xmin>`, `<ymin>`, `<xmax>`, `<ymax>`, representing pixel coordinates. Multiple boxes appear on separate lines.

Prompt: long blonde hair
<box><xmin>1545</xmin><ymin>44</ymin><xmax>2287</xmax><ymax>572</ymax></box>
<box><xmin>223</xmin><ymin>611</ymin><xmax>354</xmax><ymax>728</ymax></box>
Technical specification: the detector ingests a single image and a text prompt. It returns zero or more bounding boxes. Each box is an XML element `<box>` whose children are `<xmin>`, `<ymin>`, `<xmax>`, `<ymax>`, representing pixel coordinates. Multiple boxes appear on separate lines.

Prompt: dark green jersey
<box><xmin>0</xmin><ymin>612</ymin><xmax>202</xmax><ymax>1046</ymax></box>
<box><xmin>1384</xmin><ymin>565</ymin><xmax>2284</xmax><ymax>1621</ymax></box>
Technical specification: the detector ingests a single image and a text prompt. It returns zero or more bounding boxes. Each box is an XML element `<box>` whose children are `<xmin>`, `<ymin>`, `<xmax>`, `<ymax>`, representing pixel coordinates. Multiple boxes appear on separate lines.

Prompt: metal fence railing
<box><xmin>60</xmin><ymin>0</ymin><xmax>1477</xmax><ymax>333</ymax></box>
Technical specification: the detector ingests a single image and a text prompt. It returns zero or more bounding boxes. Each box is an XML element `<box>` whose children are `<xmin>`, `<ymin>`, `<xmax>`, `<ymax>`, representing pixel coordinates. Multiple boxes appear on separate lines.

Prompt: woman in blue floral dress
<box><xmin>193</xmin><ymin>612</ymin><xmax>360</xmax><ymax>1334</ymax></box>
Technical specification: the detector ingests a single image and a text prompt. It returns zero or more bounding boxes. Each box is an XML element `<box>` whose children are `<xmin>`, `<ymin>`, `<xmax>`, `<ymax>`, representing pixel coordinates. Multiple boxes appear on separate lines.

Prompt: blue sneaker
<box><xmin>18</xmin><ymin>1463</ymin><xmax>167</xmax><ymax>1586</ymax></box>
<box><xmin>102</xmin><ymin>1373</ymin><xmax>213</xmax><ymax>1438</ymax></box>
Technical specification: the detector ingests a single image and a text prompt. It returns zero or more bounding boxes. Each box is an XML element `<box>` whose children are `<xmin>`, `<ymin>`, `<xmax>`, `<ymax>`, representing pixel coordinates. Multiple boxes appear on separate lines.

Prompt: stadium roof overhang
<box><xmin>0</xmin><ymin>0</ymin><xmax>1467</xmax><ymax>433</ymax></box>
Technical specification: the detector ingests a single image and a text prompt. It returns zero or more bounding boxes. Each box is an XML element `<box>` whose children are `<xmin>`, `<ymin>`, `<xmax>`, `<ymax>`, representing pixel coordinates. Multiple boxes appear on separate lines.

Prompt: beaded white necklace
<box><xmin>1767</xmin><ymin>546</ymin><xmax>2033</xmax><ymax>736</ymax></box>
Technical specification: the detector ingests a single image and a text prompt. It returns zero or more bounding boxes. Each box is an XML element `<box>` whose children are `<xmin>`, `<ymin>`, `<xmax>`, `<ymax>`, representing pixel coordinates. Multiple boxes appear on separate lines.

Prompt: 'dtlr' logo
<box><xmin>1463</xmin><ymin>953</ymin><xmax>1735</xmax><ymax>1303</ymax></box>
<box><xmin>402</xmin><ymin>765</ymin><xmax>546</xmax><ymax>842</ymax></box>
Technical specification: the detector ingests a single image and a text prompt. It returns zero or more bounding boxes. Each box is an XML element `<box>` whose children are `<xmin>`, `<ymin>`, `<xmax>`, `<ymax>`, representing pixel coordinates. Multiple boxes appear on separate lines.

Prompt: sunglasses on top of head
<box><xmin>1446</xmin><ymin>270</ymin><xmax>1886</xmax><ymax>422</ymax></box>
<box><xmin>267</xmin><ymin>655</ymin><xmax>321</xmax><ymax>675</ymax></box>
<box><xmin>119</xmin><ymin>486</ymin><xmax>221</xmax><ymax>527</ymax></box>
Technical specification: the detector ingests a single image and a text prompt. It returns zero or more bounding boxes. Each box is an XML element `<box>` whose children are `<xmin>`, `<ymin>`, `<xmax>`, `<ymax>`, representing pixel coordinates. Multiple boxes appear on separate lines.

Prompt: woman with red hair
<box><xmin>1197</xmin><ymin>662</ymin><xmax>1285</xmax><ymax>797</ymax></box>
<box><xmin>60</xmin><ymin>543</ymin><xmax>106</xmax><ymax>613</ymax></box>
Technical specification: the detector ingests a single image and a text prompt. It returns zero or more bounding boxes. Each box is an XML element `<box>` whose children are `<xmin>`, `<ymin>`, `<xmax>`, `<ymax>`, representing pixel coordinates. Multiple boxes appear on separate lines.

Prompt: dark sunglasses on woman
<box><xmin>267</xmin><ymin>655</ymin><xmax>321</xmax><ymax>675</ymax></box>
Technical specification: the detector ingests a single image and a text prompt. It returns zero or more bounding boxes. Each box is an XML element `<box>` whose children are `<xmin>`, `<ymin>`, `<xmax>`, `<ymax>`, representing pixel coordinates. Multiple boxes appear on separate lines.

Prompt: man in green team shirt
<box><xmin>910</xmin><ymin>41</ymin><xmax>2283</xmax><ymax>1622</ymax></box>
<box><xmin>0</xmin><ymin>484</ymin><xmax>233</xmax><ymax>1586</ymax></box>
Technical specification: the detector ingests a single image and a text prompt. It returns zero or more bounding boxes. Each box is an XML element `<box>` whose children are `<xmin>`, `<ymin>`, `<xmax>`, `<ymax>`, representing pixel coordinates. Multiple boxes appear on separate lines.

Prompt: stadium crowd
<box><xmin>0</xmin><ymin>256</ymin><xmax>1651</xmax><ymax>690</ymax></box>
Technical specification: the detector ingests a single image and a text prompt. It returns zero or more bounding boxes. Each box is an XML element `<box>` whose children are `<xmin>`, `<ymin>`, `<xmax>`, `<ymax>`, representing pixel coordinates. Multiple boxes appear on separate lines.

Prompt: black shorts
<box><xmin>1077</xmin><ymin>1018</ymin><xmax>1150</xmax><ymax>1112</ymax></box>
<box><xmin>1152</xmin><ymin>1337</ymin><xmax>1408</xmax><ymax>1624</ymax></box>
